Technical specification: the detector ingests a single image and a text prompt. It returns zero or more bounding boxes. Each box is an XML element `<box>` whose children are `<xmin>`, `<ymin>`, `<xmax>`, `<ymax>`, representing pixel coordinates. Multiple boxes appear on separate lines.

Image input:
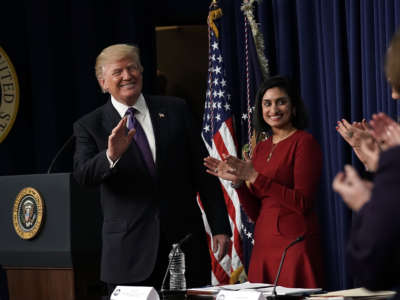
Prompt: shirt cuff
<box><xmin>106</xmin><ymin>152</ymin><xmax>120</xmax><ymax>168</ymax></box>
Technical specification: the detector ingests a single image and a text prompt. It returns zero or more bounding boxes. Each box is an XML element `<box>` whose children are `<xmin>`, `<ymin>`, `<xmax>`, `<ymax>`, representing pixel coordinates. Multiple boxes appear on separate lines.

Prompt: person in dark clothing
<box><xmin>333</xmin><ymin>28</ymin><xmax>400</xmax><ymax>298</ymax></box>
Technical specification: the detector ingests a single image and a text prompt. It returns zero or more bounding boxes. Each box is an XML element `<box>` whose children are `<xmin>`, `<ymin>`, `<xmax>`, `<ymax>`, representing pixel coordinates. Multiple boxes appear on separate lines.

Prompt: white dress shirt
<box><xmin>107</xmin><ymin>94</ymin><xmax>156</xmax><ymax>166</ymax></box>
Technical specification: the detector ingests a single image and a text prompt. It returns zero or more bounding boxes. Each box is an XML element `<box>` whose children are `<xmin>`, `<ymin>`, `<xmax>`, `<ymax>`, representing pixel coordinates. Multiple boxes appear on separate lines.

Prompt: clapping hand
<box><xmin>106</xmin><ymin>117</ymin><xmax>136</xmax><ymax>162</ymax></box>
<box><xmin>369</xmin><ymin>112</ymin><xmax>400</xmax><ymax>150</ymax></box>
<box><xmin>336</xmin><ymin>118</ymin><xmax>370</xmax><ymax>148</ymax></box>
<box><xmin>204</xmin><ymin>156</ymin><xmax>238</xmax><ymax>182</ymax></box>
<box><xmin>336</xmin><ymin>118</ymin><xmax>380</xmax><ymax>171</ymax></box>
<box><xmin>223</xmin><ymin>154</ymin><xmax>258</xmax><ymax>184</ymax></box>
<box><xmin>332</xmin><ymin>165</ymin><xmax>373</xmax><ymax>212</ymax></box>
<box><xmin>204</xmin><ymin>152</ymin><xmax>258</xmax><ymax>184</ymax></box>
<box><xmin>359</xmin><ymin>136</ymin><xmax>380</xmax><ymax>172</ymax></box>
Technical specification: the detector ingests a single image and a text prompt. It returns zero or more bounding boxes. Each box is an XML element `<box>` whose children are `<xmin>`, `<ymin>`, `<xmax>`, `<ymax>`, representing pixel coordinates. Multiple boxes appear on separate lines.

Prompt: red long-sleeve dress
<box><xmin>236</xmin><ymin>130</ymin><xmax>324</xmax><ymax>288</ymax></box>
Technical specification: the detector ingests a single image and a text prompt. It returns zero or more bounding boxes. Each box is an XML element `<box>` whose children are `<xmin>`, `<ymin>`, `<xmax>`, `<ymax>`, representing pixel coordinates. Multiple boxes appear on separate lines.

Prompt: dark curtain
<box><xmin>218</xmin><ymin>0</ymin><xmax>400</xmax><ymax>291</ymax></box>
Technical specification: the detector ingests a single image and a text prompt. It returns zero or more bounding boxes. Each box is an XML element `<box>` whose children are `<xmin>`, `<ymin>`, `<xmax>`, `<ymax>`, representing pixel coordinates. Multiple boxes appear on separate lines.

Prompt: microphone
<box><xmin>176</xmin><ymin>233</ymin><xmax>192</xmax><ymax>248</ymax></box>
<box><xmin>160</xmin><ymin>233</ymin><xmax>192</xmax><ymax>293</ymax></box>
<box><xmin>271</xmin><ymin>235</ymin><xmax>305</xmax><ymax>298</ymax></box>
<box><xmin>47</xmin><ymin>135</ymin><xmax>75</xmax><ymax>174</ymax></box>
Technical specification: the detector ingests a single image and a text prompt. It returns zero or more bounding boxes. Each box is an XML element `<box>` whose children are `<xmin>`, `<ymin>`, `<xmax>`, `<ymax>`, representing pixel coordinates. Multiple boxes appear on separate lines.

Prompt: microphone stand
<box><xmin>270</xmin><ymin>235</ymin><xmax>305</xmax><ymax>299</ymax></box>
<box><xmin>47</xmin><ymin>135</ymin><xmax>75</xmax><ymax>173</ymax></box>
<box><xmin>160</xmin><ymin>233</ymin><xmax>192</xmax><ymax>300</ymax></box>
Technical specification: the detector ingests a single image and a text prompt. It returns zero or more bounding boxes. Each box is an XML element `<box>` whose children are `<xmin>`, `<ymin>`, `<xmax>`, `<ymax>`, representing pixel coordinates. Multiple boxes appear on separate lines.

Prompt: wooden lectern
<box><xmin>0</xmin><ymin>173</ymin><xmax>103</xmax><ymax>300</ymax></box>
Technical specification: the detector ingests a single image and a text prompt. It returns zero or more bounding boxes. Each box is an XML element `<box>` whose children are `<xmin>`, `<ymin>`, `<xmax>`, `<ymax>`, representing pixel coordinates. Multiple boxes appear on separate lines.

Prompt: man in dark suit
<box><xmin>73</xmin><ymin>44</ymin><xmax>231</xmax><ymax>295</ymax></box>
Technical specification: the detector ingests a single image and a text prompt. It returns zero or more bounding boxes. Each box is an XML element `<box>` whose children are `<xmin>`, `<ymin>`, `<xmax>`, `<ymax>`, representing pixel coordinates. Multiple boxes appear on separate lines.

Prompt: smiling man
<box><xmin>73</xmin><ymin>44</ymin><xmax>231</xmax><ymax>296</ymax></box>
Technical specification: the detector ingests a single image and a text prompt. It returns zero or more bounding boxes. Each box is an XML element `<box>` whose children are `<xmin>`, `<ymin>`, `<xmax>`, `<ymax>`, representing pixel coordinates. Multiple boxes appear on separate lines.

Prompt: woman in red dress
<box><xmin>205</xmin><ymin>76</ymin><xmax>324</xmax><ymax>288</ymax></box>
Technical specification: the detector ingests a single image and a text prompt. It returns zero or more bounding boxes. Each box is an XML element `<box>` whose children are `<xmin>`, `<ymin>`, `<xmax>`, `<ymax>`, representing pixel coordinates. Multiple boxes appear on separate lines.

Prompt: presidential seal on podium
<box><xmin>13</xmin><ymin>187</ymin><xmax>45</xmax><ymax>239</ymax></box>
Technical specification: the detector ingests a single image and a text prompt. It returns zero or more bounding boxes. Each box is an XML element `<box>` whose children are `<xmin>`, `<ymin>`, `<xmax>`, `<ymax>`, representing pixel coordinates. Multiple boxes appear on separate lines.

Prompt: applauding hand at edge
<box><xmin>332</xmin><ymin>164</ymin><xmax>373</xmax><ymax>212</ymax></box>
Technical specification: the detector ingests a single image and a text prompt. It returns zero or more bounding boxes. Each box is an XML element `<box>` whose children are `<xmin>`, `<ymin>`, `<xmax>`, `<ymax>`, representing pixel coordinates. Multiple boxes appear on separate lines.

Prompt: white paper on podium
<box><xmin>187</xmin><ymin>282</ymin><xmax>272</xmax><ymax>295</ymax></box>
<box><xmin>110</xmin><ymin>286</ymin><xmax>160</xmax><ymax>300</ymax></box>
<box><xmin>256</xmin><ymin>286</ymin><xmax>322</xmax><ymax>296</ymax></box>
<box><xmin>188</xmin><ymin>282</ymin><xmax>320</xmax><ymax>297</ymax></box>
<box><xmin>219</xmin><ymin>282</ymin><xmax>273</xmax><ymax>290</ymax></box>
<box><xmin>216</xmin><ymin>289</ymin><xmax>266</xmax><ymax>300</ymax></box>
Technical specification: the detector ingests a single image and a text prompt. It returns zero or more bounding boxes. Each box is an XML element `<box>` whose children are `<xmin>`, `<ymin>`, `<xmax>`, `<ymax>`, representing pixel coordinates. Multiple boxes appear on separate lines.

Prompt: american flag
<box><xmin>196</xmin><ymin>3</ymin><xmax>245</xmax><ymax>285</ymax></box>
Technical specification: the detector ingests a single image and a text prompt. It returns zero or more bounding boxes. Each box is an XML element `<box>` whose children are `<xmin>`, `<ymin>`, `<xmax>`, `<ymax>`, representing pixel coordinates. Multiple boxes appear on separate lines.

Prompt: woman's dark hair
<box><xmin>253</xmin><ymin>75</ymin><xmax>309</xmax><ymax>141</ymax></box>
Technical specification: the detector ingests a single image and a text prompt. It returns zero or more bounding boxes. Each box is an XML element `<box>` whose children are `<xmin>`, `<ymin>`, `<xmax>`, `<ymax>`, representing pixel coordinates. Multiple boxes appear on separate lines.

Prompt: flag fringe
<box><xmin>241</xmin><ymin>0</ymin><xmax>270</xmax><ymax>79</ymax></box>
<box><xmin>208</xmin><ymin>8</ymin><xmax>223</xmax><ymax>38</ymax></box>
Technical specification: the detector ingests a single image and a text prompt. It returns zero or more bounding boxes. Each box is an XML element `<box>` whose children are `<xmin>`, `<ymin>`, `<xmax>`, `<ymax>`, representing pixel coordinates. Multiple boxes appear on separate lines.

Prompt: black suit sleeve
<box><xmin>347</xmin><ymin>146</ymin><xmax>400</xmax><ymax>290</ymax></box>
<box><xmin>183</xmin><ymin>103</ymin><xmax>232</xmax><ymax>237</ymax></box>
<box><xmin>73</xmin><ymin>120</ymin><xmax>116</xmax><ymax>186</ymax></box>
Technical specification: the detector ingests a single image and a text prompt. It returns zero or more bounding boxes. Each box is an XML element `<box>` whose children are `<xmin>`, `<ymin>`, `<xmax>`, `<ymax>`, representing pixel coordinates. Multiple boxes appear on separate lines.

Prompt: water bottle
<box><xmin>168</xmin><ymin>243</ymin><xmax>186</xmax><ymax>290</ymax></box>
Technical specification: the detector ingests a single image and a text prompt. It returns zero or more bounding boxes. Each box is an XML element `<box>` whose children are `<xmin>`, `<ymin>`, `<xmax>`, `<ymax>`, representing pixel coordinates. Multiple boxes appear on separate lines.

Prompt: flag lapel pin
<box><xmin>158</xmin><ymin>112</ymin><xmax>165</xmax><ymax>118</ymax></box>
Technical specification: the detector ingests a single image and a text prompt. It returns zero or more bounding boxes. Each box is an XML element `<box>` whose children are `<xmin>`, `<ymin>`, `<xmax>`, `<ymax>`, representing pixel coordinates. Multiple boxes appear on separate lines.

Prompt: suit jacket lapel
<box><xmin>145</xmin><ymin>96</ymin><xmax>168</xmax><ymax>173</ymax></box>
<box><xmin>102</xmin><ymin>99</ymin><xmax>121</xmax><ymax>134</ymax></box>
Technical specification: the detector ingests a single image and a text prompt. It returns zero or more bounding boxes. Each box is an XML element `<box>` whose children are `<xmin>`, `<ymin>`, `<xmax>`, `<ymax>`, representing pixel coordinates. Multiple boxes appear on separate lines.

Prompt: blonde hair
<box><xmin>385</xmin><ymin>30</ymin><xmax>400</xmax><ymax>93</ymax></box>
<box><xmin>95</xmin><ymin>44</ymin><xmax>143</xmax><ymax>83</ymax></box>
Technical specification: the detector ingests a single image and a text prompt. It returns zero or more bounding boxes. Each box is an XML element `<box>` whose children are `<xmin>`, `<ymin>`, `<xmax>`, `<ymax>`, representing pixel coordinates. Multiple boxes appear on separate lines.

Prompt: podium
<box><xmin>0</xmin><ymin>173</ymin><xmax>103</xmax><ymax>300</ymax></box>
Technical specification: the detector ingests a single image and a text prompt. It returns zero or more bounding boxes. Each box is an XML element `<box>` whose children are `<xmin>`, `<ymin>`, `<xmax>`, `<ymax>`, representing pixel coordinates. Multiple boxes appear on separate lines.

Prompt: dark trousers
<box><xmin>106</xmin><ymin>235</ymin><xmax>169</xmax><ymax>297</ymax></box>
